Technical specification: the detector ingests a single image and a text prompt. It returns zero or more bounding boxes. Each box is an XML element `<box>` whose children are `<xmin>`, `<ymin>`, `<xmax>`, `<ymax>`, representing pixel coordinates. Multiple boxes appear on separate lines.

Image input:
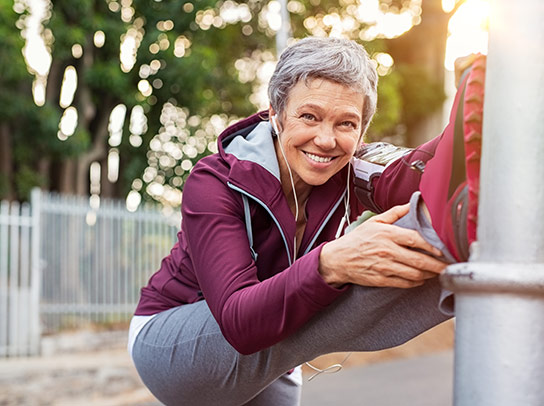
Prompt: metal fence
<box><xmin>0</xmin><ymin>197</ymin><xmax>38</xmax><ymax>357</ymax></box>
<box><xmin>0</xmin><ymin>189</ymin><xmax>179</xmax><ymax>357</ymax></box>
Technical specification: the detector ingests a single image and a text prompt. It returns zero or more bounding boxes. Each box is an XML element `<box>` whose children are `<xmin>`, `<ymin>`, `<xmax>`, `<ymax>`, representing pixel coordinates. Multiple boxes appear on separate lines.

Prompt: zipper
<box><xmin>227</xmin><ymin>182</ymin><xmax>294</xmax><ymax>265</ymax></box>
<box><xmin>302</xmin><ymin>191</ymin><xmax>346</xmax><ymax>256</ymax></box>
<box><xmin>229</xmin><ymin>182</ymin><xmax>348</xmax><ymax>264</ymax></box>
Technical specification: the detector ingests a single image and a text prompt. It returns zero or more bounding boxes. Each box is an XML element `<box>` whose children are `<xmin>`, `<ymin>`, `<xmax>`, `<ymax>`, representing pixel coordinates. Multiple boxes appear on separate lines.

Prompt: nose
<box><xmin>314</xmin><ymin>125</ymin><xmax>336</xmax><ymax>150</ymax></box>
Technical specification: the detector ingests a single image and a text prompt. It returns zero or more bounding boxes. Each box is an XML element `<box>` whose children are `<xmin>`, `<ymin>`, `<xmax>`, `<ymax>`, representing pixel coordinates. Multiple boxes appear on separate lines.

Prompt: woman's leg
<box><xmin>243</xmin><ymin>372</ymin><xmax>302</xmax><ymax>406</ymax></box>
<box><xmin>132</xmin><ymin>192</ymin><xmax>451</xmax><ymax>406</ymax></box>
<box><xmin>364</xmin><ymin>55</ymin><xmax>486</xmax><ymax>263</ymax></box>
<box><xmin>419</xmin><ymin>54</ymin><xmax>486</xmax><ymax>262</ymax></box>
<box><xmin>132</xmin><ymin>300</ymin><xmax>306</xmax><ymax>406</ymax></box>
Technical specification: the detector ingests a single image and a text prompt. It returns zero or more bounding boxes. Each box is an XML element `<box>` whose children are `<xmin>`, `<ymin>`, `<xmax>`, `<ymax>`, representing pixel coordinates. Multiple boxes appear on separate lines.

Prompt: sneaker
<box><xmin>419</xmin><ymin>54</ymin><xmax>486</xmax><ymax>262</ymax></box>
<box><xmin>351</xmin><ymin>142</ymin><xmax>415</xmax><ymax>214</ymax></box>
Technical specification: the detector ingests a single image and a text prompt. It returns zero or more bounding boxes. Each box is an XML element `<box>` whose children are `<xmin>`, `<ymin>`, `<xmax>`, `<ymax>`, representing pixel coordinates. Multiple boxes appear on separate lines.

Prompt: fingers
<box><xmin>385</xmin><ymin>263</ymin><xmax>441</xmax><ymax>281</ymax></box>
<box><xmin>358</xmin><ymin>216</ymin><xmax>444</xmax><ymax>259</ymax></box>
<box><xmin>392</xmin><ymin>240</ymin><xmax>447</xmax><ymax>275</ymax></box>
<box><xmin>362</xmin><ymin>246</ymin><xmax>445</xmax><ymax>281</ymax></box>
<box><xmin>377</xmin><ymin>276</ymin><xmax>424</xmax><ymax>289</ymax></box>
<box><xmin>347</xmin><ymin>265</ymin><xmax>429</xmax><ymax>289</ymax></box>
<box><xmin>371</xmin><ymin>203</ymin><xmax>410</xmax><ymax>225</ymax></box>
<box><xmin>387</xmin><ymin>226</ymin><xmax>444</xmax><ymax>259</ymax></box>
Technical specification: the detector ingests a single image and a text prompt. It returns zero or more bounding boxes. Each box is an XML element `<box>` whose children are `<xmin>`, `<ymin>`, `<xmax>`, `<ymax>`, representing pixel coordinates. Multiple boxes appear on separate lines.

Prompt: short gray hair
<box><xmin>268</xmin><ymin>37</ymin><xmax>378</xmax><ymax>137</ymax></box>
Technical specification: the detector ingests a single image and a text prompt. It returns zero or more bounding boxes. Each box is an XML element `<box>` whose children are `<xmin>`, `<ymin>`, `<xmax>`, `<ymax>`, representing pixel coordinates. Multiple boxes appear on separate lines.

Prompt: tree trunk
<box><xmin>37</xmin><ymin>157</ymin><xmax>51</xmax><ymax>190</ymax></box>
<box><xmin>46</xmin><ymin>59</ymin><xmax>64</xmax><ymax>106</ymax></box>
<box><xmin>387</xmin><ymin>0</ymin><xmax>454</xmax><ymax>146</ymax></box>
<box><xmin>74</xmin><ymin>34</ymin><xmax>100</xmax><ymax>197</ymax></box>
<box><xmin>76</xmin><ymin>100</ymin><xmax>112</xmax><ymax>196</ymax></box>
<box><xmin>100</xmin><ymin>156</ymin><xmax>116</xmax><ymax>199</ymax></box>
<box><xmin>58</xmin><ymin>159</ymin><xmax>77</xmax><ymax>195</ymax></box>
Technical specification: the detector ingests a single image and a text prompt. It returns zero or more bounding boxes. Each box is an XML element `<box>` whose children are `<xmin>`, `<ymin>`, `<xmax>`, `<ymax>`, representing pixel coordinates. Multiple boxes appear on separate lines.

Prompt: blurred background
<box><xmin>0</xmin><ymin>0</ymin><xmax>489</xmax><ymax>404</ymax></box>
<box><xmin>1</xmin><ymin>0</ymin><xmax>490</xmax><ymax>206</ymax></box>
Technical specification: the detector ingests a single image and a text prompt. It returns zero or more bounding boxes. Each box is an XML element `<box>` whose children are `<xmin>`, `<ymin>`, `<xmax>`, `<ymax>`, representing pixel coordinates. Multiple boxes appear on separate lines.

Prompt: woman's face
<box><xmin>272</xmin><ymin>78</ymin><xmax>365</xmax><ymax>190</ymax></box>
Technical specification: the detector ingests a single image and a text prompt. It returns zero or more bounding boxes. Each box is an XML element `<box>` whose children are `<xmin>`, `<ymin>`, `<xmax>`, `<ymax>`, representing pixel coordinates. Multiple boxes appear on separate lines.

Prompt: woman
<box><xmin>129</xmin><ymin>37</ymin><xmax>458</xmax><ymax>405</ymax></box>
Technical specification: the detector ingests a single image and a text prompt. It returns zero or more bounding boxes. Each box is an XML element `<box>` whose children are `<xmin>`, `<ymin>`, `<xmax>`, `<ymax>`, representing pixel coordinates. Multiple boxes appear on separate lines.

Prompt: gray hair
<box><xmin>268</xmin><ymin>37</ymin><xmax>378</xmax><ymax>137</ymax></box>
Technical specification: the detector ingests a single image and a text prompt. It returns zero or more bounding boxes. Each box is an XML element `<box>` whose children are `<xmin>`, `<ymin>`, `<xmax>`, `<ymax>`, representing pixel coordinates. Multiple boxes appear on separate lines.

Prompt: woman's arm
<box><xmin>182</xmin><ymin>165</ymin><xmax>346</xmax><ymax>355</ymax></box>
<box><xmin>364</xmin><ymin>136</ymin><xmax>442</xmax><ymax>212</ymax></box>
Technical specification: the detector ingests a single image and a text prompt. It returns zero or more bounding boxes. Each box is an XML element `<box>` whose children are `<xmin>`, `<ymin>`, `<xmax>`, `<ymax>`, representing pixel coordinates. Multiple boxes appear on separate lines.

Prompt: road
<box><xmin>301</xmin><ymin>351</ymin><xmax>453</xmax><ymax>405</ymax></box>
<box><xmin>0</xmin><ymin>327</ymin><xmax>454</xmax><ymax>405</ymax></box>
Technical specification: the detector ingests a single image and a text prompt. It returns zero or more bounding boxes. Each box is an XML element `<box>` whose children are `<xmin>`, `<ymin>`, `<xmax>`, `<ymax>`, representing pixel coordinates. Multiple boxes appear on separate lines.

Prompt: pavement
<box><xmin>0</xmin><ymin>349</ymin><xmax>454</xmax><ymax>406</ymax></box>
<box><xmin>0</xmin><ymin>329</ymin><xmax>454</xmax><ymax>405</ymax></box>
<box><xmin>301</xmin><ymin>351</ymin><xmax>454</xmax><ymax>406</ymax></box>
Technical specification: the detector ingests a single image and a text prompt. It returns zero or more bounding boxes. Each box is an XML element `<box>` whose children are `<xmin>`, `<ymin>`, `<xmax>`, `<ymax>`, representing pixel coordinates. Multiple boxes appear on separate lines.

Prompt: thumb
<box><xmin>373</xmin><ymin>203</ymin><xmax>410</xmax><ymax>225</ymax></box>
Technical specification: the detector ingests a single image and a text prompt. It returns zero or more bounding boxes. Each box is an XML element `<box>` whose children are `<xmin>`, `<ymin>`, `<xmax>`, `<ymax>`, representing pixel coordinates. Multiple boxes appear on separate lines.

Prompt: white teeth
<box><xmin>305</xmin><ymin>152</ymin><xmax>333</xmax><ymax>163</ymax></box>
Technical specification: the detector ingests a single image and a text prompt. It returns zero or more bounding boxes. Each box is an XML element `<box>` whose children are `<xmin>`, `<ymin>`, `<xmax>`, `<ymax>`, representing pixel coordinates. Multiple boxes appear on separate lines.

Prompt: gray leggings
<box><xmin>132</xmin><ymin>192</ymin><xmax>453</xmax><ymax>406</ymax></box>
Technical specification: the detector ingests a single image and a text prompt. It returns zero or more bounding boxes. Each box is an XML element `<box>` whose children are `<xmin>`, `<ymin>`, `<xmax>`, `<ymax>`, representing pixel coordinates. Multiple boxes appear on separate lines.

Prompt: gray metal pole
<box><xmin>441</xmin><ymin>1</ymin><xmax>544</xmax><ymax>405</ymax></box>
<box><xmin>275</xmin><ymin>0</ymin><xmax>291</xmax><ymax>56</ymax></box>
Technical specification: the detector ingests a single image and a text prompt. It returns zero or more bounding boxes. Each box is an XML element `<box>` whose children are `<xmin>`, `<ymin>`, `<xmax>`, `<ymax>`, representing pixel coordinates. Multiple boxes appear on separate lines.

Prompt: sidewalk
<box><xmin>301</xmin><ymin>351</ymin><xmax>454</xmax><ymax>405</ymax></box>
<box><xmin>0</xmin><ymin>324</ymin><xmax>454</xmax><ymax>405</ymax></box>
<box><xmin>0</xmin><ymin>349</ymin><xmax>453</xmax><ymax>405</ymax></box>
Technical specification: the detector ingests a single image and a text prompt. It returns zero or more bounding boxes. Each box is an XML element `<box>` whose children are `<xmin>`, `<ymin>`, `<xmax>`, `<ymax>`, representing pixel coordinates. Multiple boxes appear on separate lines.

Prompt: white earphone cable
<box><xmin>335</xmin><ymin>162</ymin><xmax>351</xmax><ymax>238</ymax></box>
<box><xmin>273</xmin><ymin>116</ymin><xmax>299</xmax><ymax>262</ymax></box>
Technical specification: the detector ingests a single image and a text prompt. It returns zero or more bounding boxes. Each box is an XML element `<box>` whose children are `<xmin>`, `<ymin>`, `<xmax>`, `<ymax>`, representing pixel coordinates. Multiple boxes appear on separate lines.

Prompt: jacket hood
<box><xmin>212</xmin><ymin>110</ymin><xmax>356</xmax><ymax>261</ymax></box>
<box><xmin>214</xmin><ymin>111</ymin><xmax>287</xmax><ymax>209</ymax></box>
<box><xmin>220</xmin><ymin>111</ymin><xmax>280</xmax><ymax>181</ymax></box>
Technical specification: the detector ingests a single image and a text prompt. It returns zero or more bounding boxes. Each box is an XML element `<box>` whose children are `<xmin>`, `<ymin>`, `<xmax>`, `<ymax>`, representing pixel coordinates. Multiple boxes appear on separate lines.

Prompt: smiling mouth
<box><xmin>304</xmin><ymin>152</ymin><xmax>335</xmax><ymax>163</ymax></box>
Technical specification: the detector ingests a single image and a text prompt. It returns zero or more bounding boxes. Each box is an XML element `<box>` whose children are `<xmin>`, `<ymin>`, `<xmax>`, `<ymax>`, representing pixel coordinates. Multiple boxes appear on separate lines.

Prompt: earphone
<box><xmin>270</xmin><ymin>114</ymin><xmax>281</xmax><ymax>135</ymax></box>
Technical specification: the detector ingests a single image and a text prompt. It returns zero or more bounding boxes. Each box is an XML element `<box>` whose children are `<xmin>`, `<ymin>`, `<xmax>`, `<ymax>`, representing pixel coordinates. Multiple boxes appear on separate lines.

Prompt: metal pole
<box><xmin>275</xmin><ymin>0</ymin><xmax>291</xmax><ymax>56</ymax></box>
<box><xmin>441</xmin><ymin>1</ymin><xmax>544</xmax><ymax>405</ymax></box>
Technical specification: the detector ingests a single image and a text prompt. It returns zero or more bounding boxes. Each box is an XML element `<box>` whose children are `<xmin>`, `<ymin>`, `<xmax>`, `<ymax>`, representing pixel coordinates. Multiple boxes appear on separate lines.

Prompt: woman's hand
<box><xmin>319</xmin><ymin>204</ymin><xmax>447</xmax><ymax>289</ymax></box>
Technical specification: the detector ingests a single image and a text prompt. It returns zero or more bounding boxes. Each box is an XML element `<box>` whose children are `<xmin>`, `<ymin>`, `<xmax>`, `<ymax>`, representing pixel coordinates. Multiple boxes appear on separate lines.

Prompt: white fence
<box><xmin>0</xmin><ymin>198</ymin><xmax>38</xmax><ymax>357</ymax></box>
<box><xmin>0</xmin><ymin>189</ymin><xmax>179</xmax><ymax>357</ymax></box>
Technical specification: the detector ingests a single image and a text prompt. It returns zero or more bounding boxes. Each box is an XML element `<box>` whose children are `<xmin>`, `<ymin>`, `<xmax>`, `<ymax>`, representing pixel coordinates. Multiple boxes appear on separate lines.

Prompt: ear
<box><xmin>268</xmin><ymin>105</ymin><xmax>281</xmax><ymax>135</ymax></box>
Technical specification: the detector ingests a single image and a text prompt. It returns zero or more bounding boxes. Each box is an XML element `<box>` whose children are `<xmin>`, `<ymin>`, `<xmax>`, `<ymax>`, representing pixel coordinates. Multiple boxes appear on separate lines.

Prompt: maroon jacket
<box><xmin>135</xmin><ymin>112</ymin><xmax>431</xmax><ymax>354</ymax></box>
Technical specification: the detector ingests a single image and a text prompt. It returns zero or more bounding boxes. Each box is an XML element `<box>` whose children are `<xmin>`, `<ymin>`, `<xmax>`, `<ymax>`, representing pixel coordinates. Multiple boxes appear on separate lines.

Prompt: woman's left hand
<box><xmin>318</xmin><ymin>203</ymin><xmax>447</xmax><ymax>289</ymax></box>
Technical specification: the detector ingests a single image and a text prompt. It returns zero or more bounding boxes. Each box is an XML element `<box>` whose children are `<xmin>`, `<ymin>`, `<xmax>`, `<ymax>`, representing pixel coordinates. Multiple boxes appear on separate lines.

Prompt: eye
<box><xmin>339</xmin><ymin>120</ymin><xmax>357</xmax><ymax>129</ymax></box>
<box><xmin>300</xmin><ymin>113</ymin><xmax>316</xmax><ymax>121</ymax></box>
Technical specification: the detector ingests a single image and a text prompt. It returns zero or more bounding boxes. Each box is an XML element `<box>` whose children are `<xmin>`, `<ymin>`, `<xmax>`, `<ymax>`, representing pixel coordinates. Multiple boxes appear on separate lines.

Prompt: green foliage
<box><xmin>0</xmin><ymin>0</ymin><xmax>450</xmax><ymax>205</ymax></box>
<box><xmin>367</xmin><ymin>70</ymin><xmax>403</xmax><ymax>142</ymax></box>
<box><xmin>85</xmin><ymin>61</ymin><xmax>133</xmax><ymax>102</ymax></box>
<box><xmin>14</xmin><ymin>165</ymin><xmax>48</xmax><ymax>201</ymax></box>
<box><xmin>395</xmin><ymin>63</ymin><xmax>446</xmax><ymax>127</ymax></box>
<box><xmin>64</xmin><ymin>127</ymin><xmax>92</xmax><ymax>156</ymax></box>
<box><xmin>0</xmin><ymin>174</ymin><xmax>9</xmax><ymax>199</ymax></box>
<box><xmin>0</xmin><ymin>2</ymin><xmax>33</xmax><ymax>116</ymax></box>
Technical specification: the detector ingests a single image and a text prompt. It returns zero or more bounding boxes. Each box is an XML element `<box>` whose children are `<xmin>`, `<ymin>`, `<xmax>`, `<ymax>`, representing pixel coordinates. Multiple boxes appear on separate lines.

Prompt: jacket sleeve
<box><xmin>181</xmin><ymin>166</ymin><xmax>347</xmax><ymax>355</ymax></box>
<box><xmin>371</xmin><ymin>135</ymin><xmax>442</xmax><ymax>211</ymax></box>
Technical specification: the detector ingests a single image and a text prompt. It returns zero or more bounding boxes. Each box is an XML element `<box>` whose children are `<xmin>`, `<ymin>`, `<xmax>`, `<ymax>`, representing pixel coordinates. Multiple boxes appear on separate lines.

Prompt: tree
<box><xmin>386</xmin><ymin>0</ymin><xmax>467</xmax><ymax>146</ymax></box>
<box><xmin>2</xmin><ymin>0</ymin><xmax>267</xmax><ymax>204</ymax></box>
<box><xmin>1</xmin><ymin>0</ymin><xmax>463</xmax><ymax>207</ymax></box>
<box><xmin>0</xmin><ymin>0</ymin><xmax>55</xmax><ymax>200</ymax></box>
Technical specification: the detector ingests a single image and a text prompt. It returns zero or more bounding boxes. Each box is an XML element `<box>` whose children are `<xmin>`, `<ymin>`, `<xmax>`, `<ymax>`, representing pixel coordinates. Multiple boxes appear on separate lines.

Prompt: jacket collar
<box><xmin>219</xmin><ymin>110</ymin><xmax>282</xmax><ymax>205</ymax></box>
<box><xmin>218</xmin><ymin>111</ymin><xmax>349</xmax><ymax>255</ymax></box>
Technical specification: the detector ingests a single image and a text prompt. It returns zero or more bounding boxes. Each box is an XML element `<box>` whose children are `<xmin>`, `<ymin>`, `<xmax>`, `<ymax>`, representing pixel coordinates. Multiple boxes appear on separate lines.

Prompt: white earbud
<box><xmin>270</xmin><ymin>115</ymin><xmax>281</xmax><ymax>135</ymax></box>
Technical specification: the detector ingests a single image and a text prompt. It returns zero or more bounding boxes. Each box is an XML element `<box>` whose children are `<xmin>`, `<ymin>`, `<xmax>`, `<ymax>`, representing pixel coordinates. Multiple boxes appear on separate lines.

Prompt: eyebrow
<box><xmin>297</xmin><ymin>103</ymin><xmax>362</xmax><ymax>121</ymax></box>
